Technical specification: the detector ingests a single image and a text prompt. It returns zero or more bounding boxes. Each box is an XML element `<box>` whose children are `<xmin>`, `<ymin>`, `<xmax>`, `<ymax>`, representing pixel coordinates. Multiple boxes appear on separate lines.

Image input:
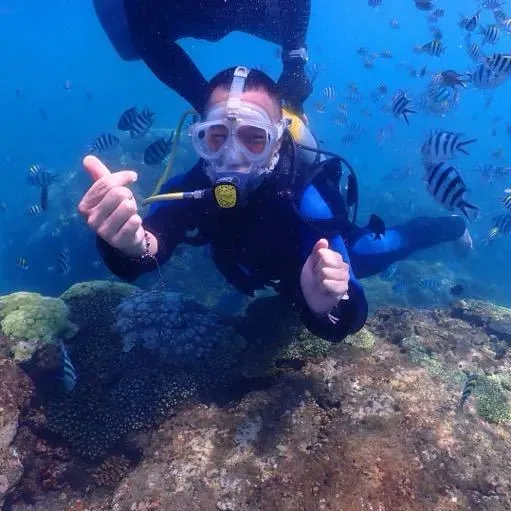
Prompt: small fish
<box><xmin>389</xmin><ymin>19</ymin><xmax>400</xmax><ymax>29</ymax></box>
<box><xmin>130</xmin><ymin>108</ymin><xmax>155</xmax><ymax>138</ymax></box>
<box><xmin>415</xmin><ymin>0</ymin><xmax>434</xmax><ymax>11</ymax></box>
<box><xmin>368</xmin><ymin>0</ymin><xmax>383</xmax><ymax>7</ymax></box>
<box><xmin>450</xmin><ymin>284</ymin><xmax>464</xmax><ymax>296</ymax></box>
<box><xmin>16</xmin><ymin>257</ymin><xmax>29</xmax><ymax>270</ymax></box>
<box><xmin>419</xmin><ymin>278</ymin><xmax>441</xmax><ymax>290</ymax></box>
<box><xmin>489</xmin><ymin>214</ymin><xmax>511</xmax><ymax>238</ymax></box>
<box><xmin>479</xmin><ymin>24</ymin><xmax>500</xmax><ymax>45</ymax></box>
<box><xmin>367</xmin><ymin>214</ymin><xmax>386</xmax><ymax>240</ymax></box>
<box><xmin>39</xmin><ymin>108</ymin><xmax>48</xmax><ymax>121</ymax></box>
<box><xmin>457</xmin><ymin>372</ymin><xmax>477</xmax><ymax>413</ymax></box>
<box><xmin>313</xmin><ymin>102</ymin><xmax>326</xmax><ymax>113</ymax></box>
<box><xmin>424</xmin><ymin>162</ymin><xmax>479</xmax><ymax>221</ymax></box>
<box><xmin>380</xmin><ymin>264</ymin><xmax>397</xmax><ymax>282</ymax></box>
<box><xmin>466</xmin><ymin>64</ymin><xmax>498</xmax><ymax>89</ymax></box>
<box><xmin>143</xmin><ymin>133</ymin><xmax>174</xmax><ymax>165</ymax></box>
<box><xmin>63</xmin><ymin>80</ymin><xmax>72</xmax><ymax>91</ymax></box>
<box><xmin>118</xmin><ymin>106</ymin><xmax>139</xmax><ymax>131</ymax></box>
<box><xmin>483</xmin><ymin>0</ymin><xmax>504</xmax><ymax>10</ymax></box>
<box><xmin>391</xmin><ymin>91</ymin><xmax>416</xmax><ymax>125</ymax></box>
<box><xmin>322</xmin><ymin>86</ymin><xmax>336</xmax><ymax>100</ymax></box>
<box><xmin>392</xmin><ymin>281</ymin><xmax>409</xmax><ymax>294</ymax></box>
<box><xmin>59</xmin><ymin>340</ymin><xmax>77</xmax><ymax>392</ymax></box>
<box><xmin>459</xmin><ymin>11</ymin><xmax>480</xmax><ymax>31</ymax></box>
<box><xmin>27</xmin><ymin>165</ymin><xmax>58</xmax><ymax>188</ymax></box>
<box><xmin>27</xmin><ymin>204</ymin><xmax>43</xmax><ymax>216</ymax></box>
<box><xmin>421</xmin><ymin>132</ymin><xmax>477</xmax><ymax>164</ymax></box>
<box><xmin>437</xmin><ymin>70</ymin><xmax>468</xmax><ymax>88</ymax></box>
<box><xmin>0</xmin><ymin>202</ymin><xmax>7</xmax><ymax>213</ymax></box>
<box><xmin>89</xmin><ymin>133</ymin><xmax>120</xmax><ymax>153</ymax></box>
<box><xmin>494</xmin><ymin>9</ymin><xmax>508</xmax><ymax>22</ymax></box>
<box><xmin>422</xmin><ymin>40</ymin><xmax>446</xmax><ymax>56</ymax></box>
<box><xmin>56</xmin><ymin>248</ymin><xmax>71</xmax><ymax>276</ymax></box>
<box><xmin>380</xmin><ymin>50</ymin><xmax>393</xmax><ymax>59</ymax></box>
<box><xmin>503</xmin><ymin>192</ymin><xmax>511</xmax><ymax>210</ymax></box>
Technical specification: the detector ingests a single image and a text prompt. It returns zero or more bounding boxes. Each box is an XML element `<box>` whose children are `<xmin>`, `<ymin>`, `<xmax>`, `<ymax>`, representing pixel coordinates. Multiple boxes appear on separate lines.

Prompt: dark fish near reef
<box><xmin>419</xmin><ymin>278</ymin><xmax>441</xmax><ymax>290</ymax></box>
<box><xmin>143</xmin><ymin>133</ymin><xmax>174</xmax><ymax>165</ymax></box>
<box><xmin>118</xmin><ymin>106</ymin><xmax>138</xmax><ymax>131</ymax></box>
<box><xmin>457</xmin><ymin>372</ymin><xmax>477</xmax><ymax>413</ymax></box>
<box><xmin>58</xmin><ymin>340</ymin><xmax>77</xmax><ymax>392</ymax></box>
<box><xmin>392</xmin><ymin>281</ymin><xmax>409</xmax><ymax>294</ymax></box>
<box><xmin>450</xmin><ymin>284</ymin><xmax>464</xmax><ymax>296</ymax></box>
<box><xmin>367</xmin><ymin>214</ymin><xmax>385</xmax><ymax>240</ymax></box>
<box><xmin>424</xmin><ymin>162</ymin><xmax>479</xmax><ymax>221</ymax></box>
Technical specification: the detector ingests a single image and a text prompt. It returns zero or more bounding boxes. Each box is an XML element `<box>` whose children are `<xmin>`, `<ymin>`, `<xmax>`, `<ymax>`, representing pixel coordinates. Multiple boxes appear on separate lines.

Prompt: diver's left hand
<box><xmin>300</xmin><ymin>239</ymin><xmax>350</xmax><ymax>316</ymax></box>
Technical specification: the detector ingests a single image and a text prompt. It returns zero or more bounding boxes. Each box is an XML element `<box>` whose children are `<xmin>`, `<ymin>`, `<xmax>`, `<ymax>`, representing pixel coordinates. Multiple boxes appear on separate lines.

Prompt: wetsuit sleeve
<box><xmin>284</xmin><ymin>184</ymin><xmax>368</xmax><ymax>342</ymax></box>
<box><xmin>123</xmin><ymin>1</ymin><xmax>208</xmax><ymax>113</ymax></box>
<box><xmin>96</xmin><ymin>171</ymin><xmax>202</xmax><ymax>282</ymax></box>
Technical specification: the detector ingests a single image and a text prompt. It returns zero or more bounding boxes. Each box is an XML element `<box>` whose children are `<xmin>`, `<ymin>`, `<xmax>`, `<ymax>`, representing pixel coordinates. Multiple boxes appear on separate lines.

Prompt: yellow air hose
<box><xmin>143</xmin><ymin>109</ymin><xmax>197</xmax><ymax>205</ymax></box>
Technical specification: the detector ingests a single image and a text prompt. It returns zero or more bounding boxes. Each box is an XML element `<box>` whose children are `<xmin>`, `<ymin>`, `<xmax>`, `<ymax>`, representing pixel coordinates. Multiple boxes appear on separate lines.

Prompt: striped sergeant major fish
<box><xmin>118</xmin><ymin>106</ymin><xmax>138</xmax><ymax>131</ymax></box>
<box><xmin>459</xmin><ymin>11</ymin><xmax>480</xmax><ymax>31</ymax></box>
<box><xmin>424</xmin><ymin>162</ymin><xmax>479</xmax><ymax>221</ymax></box>
<box><xmin>89</xmin><ymin>133</ymin><xmax>120</xmax><ymax>153</ymax></box>
<box><xmin>421</xmin><ymin>40</ymin><xmax>446</xmax><ymax>56</ymax></box>
<box><xmin>143</xmin><ymin>133</ymin><xmax>174</xmax><ymax>166</ymax></box>
<box><xmin>59</xmin><ymin>340</ymin><xmax>77</xmax><ymax>392</ymax></box>
<box><xmin>479</xmin><ymin>24</ymin><xmax>500</xmax><ymax>45</ymax></box>
<box><xmin>130</xmin><ymin>107</ymin><xmax>155</xmax><ymax>138</ymax></box>
<box><xmin>421</xmin><ymin>132</ymin><xmax>477</xmax><ymax>164</ymax></box>
<box><xmin>27</xmin><ymin>164</ymin><xmax>58</xmax><ymax>188</ymax></box>
<box><xmin>488</xmin><ymin>214</ymin><xmax>511</xmax><ymax>240</ymax></box>
<box><xmin>391</xmin><ymin>91</ymin><xmax>416</xmax><ymax>125</ymax></box>
<box><xmin>457</xmin><ymin>372</ymin><xmax>477</xmax><ymax>413</ymax></box>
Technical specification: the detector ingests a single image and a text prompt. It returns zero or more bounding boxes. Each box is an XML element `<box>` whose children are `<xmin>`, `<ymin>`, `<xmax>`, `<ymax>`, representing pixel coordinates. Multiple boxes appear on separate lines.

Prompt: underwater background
<box><xmin>2</xmin><ymin>1</ymin><xmax>511</xmax><ymax>510</ymax></box>
<box><xmin>1</xmin><ymin>0</ymin><xmax>510</xmax><ymax>307</ymax></box>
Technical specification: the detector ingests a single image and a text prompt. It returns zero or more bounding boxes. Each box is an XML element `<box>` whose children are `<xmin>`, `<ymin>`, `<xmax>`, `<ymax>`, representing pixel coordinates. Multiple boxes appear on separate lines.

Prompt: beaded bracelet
<box><xmin>140</xmin><ymin>230</ymin><xmax>153</xmax><ymax>261</ymax></box>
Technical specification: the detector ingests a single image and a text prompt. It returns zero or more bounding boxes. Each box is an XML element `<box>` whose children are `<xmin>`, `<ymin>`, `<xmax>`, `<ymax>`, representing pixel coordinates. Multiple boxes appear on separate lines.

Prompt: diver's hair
<box><xmin>204</xmin><ymin>67</ymin><xmax>282</xmax><ymax>118</ymax></box>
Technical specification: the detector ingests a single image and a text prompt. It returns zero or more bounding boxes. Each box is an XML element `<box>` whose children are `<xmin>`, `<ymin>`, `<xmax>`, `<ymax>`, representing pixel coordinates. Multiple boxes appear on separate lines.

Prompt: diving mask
<box><xmin>189</xmin><ymin>66</ymin><xmax>289</xmax><ymax>176</ymax></box>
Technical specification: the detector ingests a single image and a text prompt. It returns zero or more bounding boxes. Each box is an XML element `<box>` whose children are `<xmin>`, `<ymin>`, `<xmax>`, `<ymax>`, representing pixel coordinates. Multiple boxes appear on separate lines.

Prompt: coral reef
<box><xmin>236</xmin><ymin>295</ymin><xmax>333</xmax><ymax>378</ymax></box>
<box><xmin>113</xmin><ymin>290</ymin><xmax>245</xmax><ymax>364</ymax></box>
<box><xmin>0</xmin><ymin>356</ymin><xmax>34</xmax><ymax>509</ymax></box>
<box><xmin>0</xmin><ymin>292</ymin><xmax>78</xmax><ymax>362</ymax></box>
<box><xmin>9</xmin><ymin>282</ymin><xmax>511</xmax><ymax>510</ymax></box>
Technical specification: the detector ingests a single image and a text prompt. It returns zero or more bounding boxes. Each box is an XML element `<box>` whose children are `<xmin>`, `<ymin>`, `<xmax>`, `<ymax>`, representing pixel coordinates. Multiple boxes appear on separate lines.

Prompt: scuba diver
<box><xmin>93</xmin><ymin>0</ymin><xmax>312</xmax><ymax>115</ymax></box>
<box><xmin>78</xmin><ymin>67</ymin><xmax>470</xmax><ymax>342</ymax></box>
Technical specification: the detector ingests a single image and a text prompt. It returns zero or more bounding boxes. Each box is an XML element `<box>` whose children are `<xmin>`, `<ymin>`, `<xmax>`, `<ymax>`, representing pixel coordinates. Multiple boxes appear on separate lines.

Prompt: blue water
<box><xmin>0</xmin><ymin>0</ymin><xmax>509</xmax><ymax>307</ymax></box>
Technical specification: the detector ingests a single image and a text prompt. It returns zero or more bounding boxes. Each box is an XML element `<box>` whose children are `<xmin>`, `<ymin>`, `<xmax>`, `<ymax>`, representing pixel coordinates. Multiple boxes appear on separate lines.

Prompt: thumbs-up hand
<box><xmin>78</xmin><ymin>155</ymin><xmax>147</xmax><ymax>257</ymax></box>
<box><xmin>300</xmin><ymin>238</ymin><xmax>350</xmax><ymax>316</ymax></box>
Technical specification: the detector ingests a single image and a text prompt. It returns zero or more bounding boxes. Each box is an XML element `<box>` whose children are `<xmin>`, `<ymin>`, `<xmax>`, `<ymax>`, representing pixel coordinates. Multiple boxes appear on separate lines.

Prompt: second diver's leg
<box><xmin>348</xmin><ymin>216</ymin><xmax>467</xmax><ymax>279</ymax></box>
<box><xmin>124</xmin><ymin>0</ymin><xmax>209</xmax><ymax>113</ymax></box>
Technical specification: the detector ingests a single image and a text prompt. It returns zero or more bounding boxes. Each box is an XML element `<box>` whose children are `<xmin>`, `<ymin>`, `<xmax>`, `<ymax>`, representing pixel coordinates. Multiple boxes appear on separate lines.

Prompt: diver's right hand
<box><xmin>78</xmin><ymin>155</ymin><xmax>147</xmax><ymax>257</ymax></box>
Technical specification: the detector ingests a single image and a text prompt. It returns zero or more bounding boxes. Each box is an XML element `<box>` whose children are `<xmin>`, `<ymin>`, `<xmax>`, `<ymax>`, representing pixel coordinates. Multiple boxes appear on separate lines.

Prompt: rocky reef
<box><xmin>1</xmin><ymin>283</ymin><xmax>511</xmax><ymax>510</ymax></box>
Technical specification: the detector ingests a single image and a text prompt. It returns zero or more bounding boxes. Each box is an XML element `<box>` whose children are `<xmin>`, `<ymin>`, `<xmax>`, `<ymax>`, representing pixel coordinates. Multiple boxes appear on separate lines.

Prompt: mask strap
<box><xmin>226</xmin><ymin>66</ymin><xmax>250</xmax><ymax>120</ymax></box>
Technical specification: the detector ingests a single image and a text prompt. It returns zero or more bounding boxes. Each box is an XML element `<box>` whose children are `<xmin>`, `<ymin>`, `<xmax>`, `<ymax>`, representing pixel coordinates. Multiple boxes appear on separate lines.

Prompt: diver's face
<box><xmin>204</xmin><ymin>87</ymin><xmax>283</xmax><ymax>171</ymax></box>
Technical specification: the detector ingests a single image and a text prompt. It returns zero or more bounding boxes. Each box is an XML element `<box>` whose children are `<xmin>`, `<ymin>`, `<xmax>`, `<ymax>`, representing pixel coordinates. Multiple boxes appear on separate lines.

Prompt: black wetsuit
<box><xmin>96</xmin><ymin>139</ymin><xmax>466</xmax><ymax>343</ymax></box>
<box><xmin>93</xmin><ymin>0</ymin><xmax>312</xmax><ymax>113</ymax></box>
